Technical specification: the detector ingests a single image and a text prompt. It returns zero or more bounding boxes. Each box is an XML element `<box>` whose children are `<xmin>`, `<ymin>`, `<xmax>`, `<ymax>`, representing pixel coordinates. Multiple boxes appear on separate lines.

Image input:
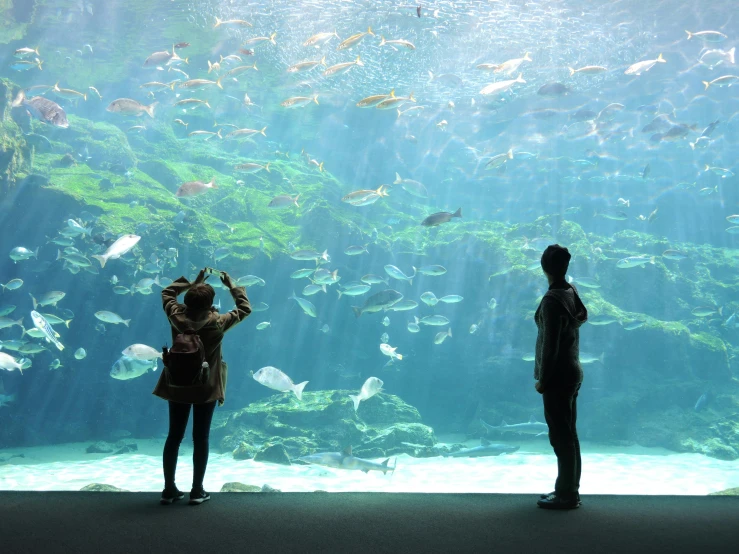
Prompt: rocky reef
<box><xmin>213</xmin><ymin>390</ymin><xmax>440</xmax><ymax>461</ymax></box>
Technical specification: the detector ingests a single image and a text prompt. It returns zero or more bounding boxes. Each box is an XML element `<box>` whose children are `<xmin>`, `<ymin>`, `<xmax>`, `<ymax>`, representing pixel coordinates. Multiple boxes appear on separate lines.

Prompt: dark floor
<box><xmin>1</xmin><ymin>492</ymin><xmax>736</xmax><ymax>554</ymax></box>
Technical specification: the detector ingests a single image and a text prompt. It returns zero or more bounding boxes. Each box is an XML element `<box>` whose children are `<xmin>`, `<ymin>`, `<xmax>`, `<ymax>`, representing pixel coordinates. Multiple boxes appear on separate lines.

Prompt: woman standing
<box><xmin>153</xmin><ymin>268</ymin><xmax>251</xmax><ymax>505</ymax></box>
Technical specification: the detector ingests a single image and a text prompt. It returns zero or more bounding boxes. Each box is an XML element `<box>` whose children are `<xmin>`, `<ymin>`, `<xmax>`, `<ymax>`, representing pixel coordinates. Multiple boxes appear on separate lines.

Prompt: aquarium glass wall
<box><xmin>0</xmin><ymin>0</ymin><xmax>738</xmax><ymax>496</ymax></box>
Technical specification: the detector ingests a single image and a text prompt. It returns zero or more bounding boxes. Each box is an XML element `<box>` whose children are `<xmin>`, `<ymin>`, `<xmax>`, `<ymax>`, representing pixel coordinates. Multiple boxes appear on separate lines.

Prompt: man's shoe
<box><xmin>537</xmin><ymin>493</ymin><xmax>581</xmax><ymax>510</ymax></box>
<box><xmin>540</xmin><ymin>491</ymin><xmax>581</xmax><ymax>503</ymax></box>
<box><xmin>189</xmin><ymin>488</ymin><xmax>211</xmax><ymax>505</ymax></box>
<box><xmin>160</xmin><ymin>486</ymin><xmax>185</xmax><ymax>505</ymax></box>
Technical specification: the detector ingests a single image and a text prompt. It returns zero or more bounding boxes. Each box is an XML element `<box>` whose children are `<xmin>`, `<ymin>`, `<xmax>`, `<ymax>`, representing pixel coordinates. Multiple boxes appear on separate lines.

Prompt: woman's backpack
<box><xmin>162</xmin><ymin>328</ymin><xmax>209</xmax><ymax>387</ymax></box>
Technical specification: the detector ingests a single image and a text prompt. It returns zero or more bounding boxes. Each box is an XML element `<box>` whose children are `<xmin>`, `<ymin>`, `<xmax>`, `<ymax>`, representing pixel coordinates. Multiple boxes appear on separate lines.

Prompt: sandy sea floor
<box><xmin>1</xmin><ymin>435</ymin><xmax>737</xmax><ymax>494</ymax></box>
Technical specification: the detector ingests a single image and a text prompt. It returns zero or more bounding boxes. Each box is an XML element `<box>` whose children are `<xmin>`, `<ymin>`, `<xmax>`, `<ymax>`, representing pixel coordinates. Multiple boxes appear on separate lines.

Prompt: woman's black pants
<box><xmin>163</xmin><ymin>400</ymin><xmax>217</xmax><ymax>490</ymax></box>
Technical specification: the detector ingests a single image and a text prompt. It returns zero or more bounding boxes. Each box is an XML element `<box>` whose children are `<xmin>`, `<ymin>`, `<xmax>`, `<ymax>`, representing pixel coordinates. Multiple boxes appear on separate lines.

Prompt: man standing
<box><xmin>534</xmin><ymin>245</ymin><xmax>588</xmax><ymax>510</ymax></box>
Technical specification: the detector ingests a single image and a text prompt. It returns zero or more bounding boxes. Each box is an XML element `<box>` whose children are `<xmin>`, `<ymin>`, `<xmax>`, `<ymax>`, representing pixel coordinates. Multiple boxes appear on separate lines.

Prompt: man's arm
<box><xmin>537</xmin><ymin>297</ymin><xmax>563</xmax><ymax>391</ymax></box>
<box><xmin>162</xmin><ymin>276</ymin><xmax>192</xmax><ymax>317</ymax></box>
<box><xmin>218</xmin><ymin>285</ymin><xmax>251</xmax><ymax>332</ymax></box>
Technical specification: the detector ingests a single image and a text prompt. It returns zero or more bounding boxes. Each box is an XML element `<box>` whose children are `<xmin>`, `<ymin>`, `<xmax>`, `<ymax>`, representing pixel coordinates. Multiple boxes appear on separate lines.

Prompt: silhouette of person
<box><xmin>534</xmin><ymin>245</ymin><xmax>587</xmax><ymax>510</ymax></box>
<box><xmin>153</xmin><ymin>268</ymin><xmax>251</xmax><ymax>505</ymax></box>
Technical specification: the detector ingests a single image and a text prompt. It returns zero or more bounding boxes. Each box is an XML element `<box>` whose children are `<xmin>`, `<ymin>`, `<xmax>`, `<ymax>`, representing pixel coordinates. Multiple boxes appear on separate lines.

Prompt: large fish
<box><xmin>351</xmin><ymin>289</ymin><xmax>403</xmax><ymax>317</ymax></box>
<box><xmin>421</xmin><ymin>208</ymin><xmax>462</xmax><ymax>227</ymax></box>
<box><xmin>110</xmin><ymin>355</ymin><xmax>157</xmax><ymax>380</ymax></box>
<box><xmin>349</xmin><ymin>377</ymin><xmax>383</xmax><ymax>411</ymax></box>
<box><xmin>30</xmin><ymin>311</ymin><xmax>64</xmax><ymax>351</ymax></box>
<box><xmin>444</xmin><ymin>439</ymin><xmax>520</xmax><ymax>458</ymax></box>
<box><xmin>298</xmin><ymin>446</ymin><xmax>395</xmax><ymax>474</ymax></box>
<box><xmin>11</xmin><ymin>90</ymin><xmax>68</xmax><ymax>128</ymax></box>
<box><xmin>252</xmin><ymin>366</ymin><xmax>308</xmax><ymax>400</ymax></box>
<box><xmin>92</xmin><ymin>234</ymin><xmax>141</xmax><ymax>268</ymax></box>
<box><xmin>480</xmin><ymin>416</ymin><xmax>548</xmax><ymax>436</ymax></box>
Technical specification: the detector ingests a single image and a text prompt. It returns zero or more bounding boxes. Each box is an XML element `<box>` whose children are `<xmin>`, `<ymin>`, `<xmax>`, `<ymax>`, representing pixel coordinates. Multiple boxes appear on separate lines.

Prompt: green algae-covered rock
<box><xmin>253</xmin><ymin>443</ymin><xmax>292</xmax><ymax>465</ymax></box>
<box><xmin>80</xmin><ymin>483</ymin><xmax>129</xmax><ymax>492</ymax></box>
<box><xmin>232</xmin><ymin>442</ymin><xmax>257</xmax><ymax>460</ymax></box>
<box><xmin>709</xmin><ymin>487</ymin><xmax>739</xmax><ymax>496</ymax></box>
<box><xmin>220</xmin><ymin>482</ymin><xmax>262</xmax><ymax>493</ymax></box>
<box><xmin>218</xmin><ymin>390</ymin><xmax>430</xmax><ymax>458</ymax></box>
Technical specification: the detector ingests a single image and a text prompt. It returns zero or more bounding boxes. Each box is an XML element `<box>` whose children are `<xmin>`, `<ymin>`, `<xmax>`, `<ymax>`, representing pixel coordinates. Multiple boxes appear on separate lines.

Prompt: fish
<box><xmin>179</xmin><ymin>78</ymin><xmax>222</xmax><ymax>90</ymax></box>
<box><xmin>289</xmin><ymin>249</ymin><xmax>329</xmax><ymax>262</ymax></box>
<box><xmin>434</xmin><ymin>328</ymin><xmax>452</xmax><ymax>345</ymax></box>
<box><xmin>579</xmin><ymin>352</ymin><xmax>605</xmax><ymax>364</ymax></box>
<box><xmin>31</xmin><ymin>311</ymin><xmax>64</xmax><ymax>351</ymax></box>
<box><xmin>485</xmin><ymin>149</ymin><xmax>513</xmax><ymax>169</ymax></box>
<box><xmin>699</xmin><ymin>47</ymin><xmax>735</xmax><ymax>68</ymax></box>
<box><xmin>537</xmin><ymin>82</ymin><xmax>570</xmax><ymax>95</ymax></box>
<box><xmin>30</xmin><ymin>291</ymin><xmax>65</xmax><ymax>309</ymax></box>
<box><xmin>480</xmin><ymin>73</ymin><xmax>525</xmax><ymax>95</ymax></box>
<box><xmin>356</xmin><ymin>91</ymin><xmax>394</xmax><ymax>108</ymax></box>
<box><xmin>268</xmin><ymin>194</ymin><xmax>300</xmax><ymax>208</ymax></box>
<box><xmin>624</xmin><ymin>53</ymin><xmax>666</xmax><ymax>75</ymax></box>
<box><xmin>11</xmin><ymin>91</ymin><xmax>68</xmax><ymax>128</ymax></box>
<box><xmin>702</xmin><ymin>75</ymin><xmax>739</xmax><ymax>90</ymax></box>
<box><xmin>420</xmin><ymin>292</ymin><xmax>438</xmax><ymax>306</ymax></box>
<box><xmin>122</xmin><ymin>344</ymin><xmax>162</xmax><ymax>360</ymax></box>
<box><xmin>175</xmin><ymin>178</ymin><xmax>218</xmax><ymax>197</ymax></box>
<box><xmin>616</xmin><ymin>256</ymin><xmax>656</xmax><ymax>269</ymax></box>
<box><xmin>477</xmin><ymin>52</ymin><xmax>532</xmax><ymax>75</ymax></box>
<box><xmin>323</xmin><ymin>56</ymin><xmax>364</xmax><ymax>77</ymax></box>
<box><xmin>342</xmin><ymin>185</ymin><xmax>389</xmax><ymax>206</ymax></box>
<box><xmin>303</xmin><ymin>31</ymin><xmax>339</xmax><ymax>47</ymax></box>
<box><xmin>1</xmin><ymin>279</ymin><xmax>23</xmax><ymax>291</ymax></box>
<box><xmin>11</xmin><ymin>59</ymin><xmax>42</xmax><ymax>71</ymax></box>
<box><xmin>92</xmin><ymin>234</ymin><xmax>141</xmax><ymax>268</ymax></box>
<box><xmin>95</xmin><ymin>311</ymin><xmax>130</xmax><ymax>326</ymax></box>
<box><xmin>243</xmin><ymin>32</ymin><xmax>277</xmax><ymax>46</ymax></box>
<box><xmin>226</xmin><ymin>127</ymin><xmax>267</xmax><ymax>139</ymax></box>
<box><xmin>480</xmin><ymin>416</ymin><xmax>548</xmax><ymax>436</ymax></box>
<box><xmin>256</xmin><ymin>321</ymin><xmax>271</xmax><ymax>330</ymax></box>
<box><xmin>380</xmin><ymin>343</ymin><xmax>403</xmax><ymax>361</ymax></box>
<box><xmin>352</xmin><ymin>289</ymin><xmax>403</xmax><ymax>318</ymax></box>
<box><xmin>393</xmin><ymin>173</ymin><xmax>427</xmax><ymax>198</ymax></box>
<box><xmin>419</xmin><ymin>315</ymin><xmax>450</xmax><ymax>326</ymax></box>
<box><xmin>74</xmin><ymin>348</ymin><xmax>87</xmax><ymax>360</ymax></box>
<box><xmin>234</xmin><ymin>162</ymin><xmax>270</xmax><ymax>173</ymax></box>
<box><xmin>417</xmin><ymin>265</ymin><xmax>446</xmax><ymax>276</ymax></box>
<box><xmin>384</xmin><ymin>265</ymin><xmax>415</xmax><ymax>284</ymax></box>
<box><xmin>14</xmin><ymin>47</ymin><xmax>40</xmax><ymax>58</ymax></box>
<box><xmin>568</xmin><ymin>65</ymin><xmax>607</xmax><ymax>76</ymax></box>
<box><xmin>337</xmin><ymin>27</ymin><xmax>374</xmax><ymax>50</ymax></box>
<box><xmin>106</xmin><ymin>98</ymin><xmax>157</xmax><ymax>118</ymax></box>
<box><xmin>252</xmin><ymin>366</ymin><xmax>308</xmax><ymax>400</ymax></box>
<box><xmin>421</xmin><ymin>208</ymin><xmax>462</xmax><ymax>227</ymax></box>
<box><xmin>375</xmin><ymin>92</ymin><xmax>415</xmax><ymax>110</ymax></box>
<box><xmin>143</xmin><ymin>48</ymin><xmax>185</xmax><ymax>67</ymax></box>
<box><xmin>281</xmin><ymin>95</ymin><xmax>319</xmax><ymax>108</ymax></box>
<box><xmin>685</xmin><ymin>30</ymin><xmax>727</xmax><ymax>42</ymax></box>
<box><xmin>349</xmin><ymin>376</ymin><xmax>383</xmax><ymax>411</ymax></box>
<box><xmin>0</xmin><ymin>352</ymin><xmax>24</xmax><ymax>373</ymax></box>
<box><xmin>289</xmin><ymin>292</ymin><xmax>317</xmax><ymax>317</ymax></box>
<box><xmin>110</xmin><ymin>355</ymin><xmax>157</xmax><ymax>380</ymax></box>
<box><xmin>214</xmin><ymin>17</ymin><xmax>252</xmax><ymax>28</ymax></box>
<box><xmin>444</xmin><ymin>439</ymin><xmax>520</xmax><ymax>458</ymax></box>
<box><xmin>378</xmin><ymin>36</ymin><xmax>415</xmax><ymax>50</ymax></box>
<box><xmin>589</xmin><ymin>315</ymin><xmax>619</xmax><ymax>326</ymax></box>
<box><xmin>298</xmin><ymin>446</ymin><xmax>395</xmax><ymax>474</ymax></box>
<box><xmin>287</xmin><ymin>57</ymin><xmax>326</xmax><ymax>73</ymax></box>
<box><xmin>439</xmin><ymin>295</ymin><xmax>463</xmax><ymax>304</ymax></box>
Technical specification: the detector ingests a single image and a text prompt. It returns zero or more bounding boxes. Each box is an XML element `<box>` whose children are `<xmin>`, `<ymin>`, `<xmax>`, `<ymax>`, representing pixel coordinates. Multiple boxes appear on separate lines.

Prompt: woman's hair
<box><xmin>540</xmin><ymin>244</ymin><xmax>571</xmax><ymax>279</ymax></box>
<box><xmin>184</xmin><ymin>283</ymin><xmax>215</xmax><ymax>312</ymax></box>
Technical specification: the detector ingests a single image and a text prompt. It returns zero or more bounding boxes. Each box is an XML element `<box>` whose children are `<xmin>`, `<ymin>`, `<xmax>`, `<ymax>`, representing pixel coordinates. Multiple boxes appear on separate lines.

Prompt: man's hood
<box><xmin>545</xmin><ymin>286</ymin><xmax>588</xmax><ymax>327</ymax></box>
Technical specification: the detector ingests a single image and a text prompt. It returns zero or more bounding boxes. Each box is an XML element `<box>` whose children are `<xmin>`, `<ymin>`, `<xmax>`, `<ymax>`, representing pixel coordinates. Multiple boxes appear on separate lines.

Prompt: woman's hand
<box><xmin>192</xmin><ymin>268</ymin><xmax>209</xmax><ymax>285</ymax></box>
<box><xmin>220</xmin><ymin>271</ymin><xmax>235</xmax><ymax>289</ymax></box>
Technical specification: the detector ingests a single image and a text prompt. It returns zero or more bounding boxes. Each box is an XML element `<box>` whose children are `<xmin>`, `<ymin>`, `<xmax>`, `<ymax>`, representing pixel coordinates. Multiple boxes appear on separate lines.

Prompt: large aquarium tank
<box><xmin>0</xmin><ymin>0</ymin><xmax>737</xmax><ymax>496</ymax></box>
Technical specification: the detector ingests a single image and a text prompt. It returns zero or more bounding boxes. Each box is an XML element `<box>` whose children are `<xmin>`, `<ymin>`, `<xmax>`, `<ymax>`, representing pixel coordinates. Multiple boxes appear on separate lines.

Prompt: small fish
<box><xmin>175</xmin><ymin>178</ymin><xmax>217</xmax><ymax>197</ymax></box>
<box><xmin>433</xmin><ymin>328</ymin><xmax>452</xmax><ymax>345</ymax></box>
<box><xmin>685</xmin><ymin>30</ymin><xmax>727</xmax><ymax>42</ymax></box>
<box><xmin>268</xmin><ymin>194</ymin><xmax>300</xmax><ymax>209</ymax></box>
<box><xmin>568</xmin><ymin>65</ymin><xmax>607</xmax><ymax>76</ymax></box>
<box><xmin>421</xmin><ymin>208</ymin><xmax>462</xmax><ymax>227</ymax></box>
<box><xmin>281</xmin><ymin>95</ymin><xmax>319</xmax><ymax>108</ymax></box>
<box><xmin>256</xmin><ymin>321</ymin><xmax>271</xmax><ymax>330</ymax></box>
<box><xmin>106</xmin><ymin>98</ymin><xmax>157</xmax><ymax>118</ymax></box>
<box><xmin>252</xmin><ymin>366</ymin><xmax>308</xmax><ymax>400</ymax></box>
<box><xmin>94</xmin><ymin>311</ymin><xmax>130</xmax><ymax>326</ymax></box>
